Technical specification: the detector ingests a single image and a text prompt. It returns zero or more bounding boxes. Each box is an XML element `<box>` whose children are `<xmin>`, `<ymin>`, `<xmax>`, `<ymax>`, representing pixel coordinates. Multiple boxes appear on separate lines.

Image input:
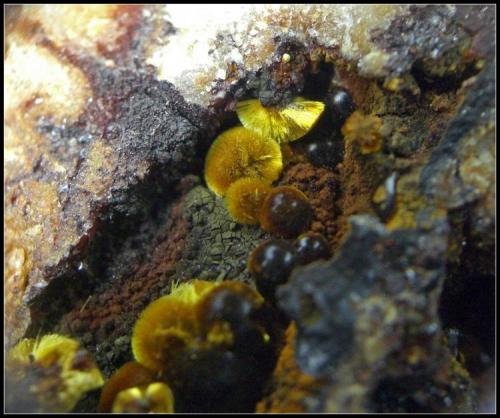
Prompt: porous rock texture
<box><xmin>278</xmin><ymin>215</ymin><xmax>476</xmax><ymax>412</ymax></box>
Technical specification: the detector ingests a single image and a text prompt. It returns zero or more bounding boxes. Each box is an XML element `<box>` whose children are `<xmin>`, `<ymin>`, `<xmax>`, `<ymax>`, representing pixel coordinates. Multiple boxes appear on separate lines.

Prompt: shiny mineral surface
<box><xmin>4</xmin><ymin>4</ymin><xmax>495</xmax><ymax>413</ymax></box>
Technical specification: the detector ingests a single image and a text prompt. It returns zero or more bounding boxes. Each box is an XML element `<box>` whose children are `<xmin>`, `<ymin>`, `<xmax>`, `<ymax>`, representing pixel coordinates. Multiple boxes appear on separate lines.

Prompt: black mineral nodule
<box><xmin>305</xmin><ymin>135</ymin><xmax>344</xmax><ymax>170</ymax></box>
<box><xmin>294</xmin><ymin>232</ymin><xmax>331</xmax><ymax>265</ymax></box>
<box><xmin>326</xmin><ymin>87</ymin><xmax>356</xmax><ymax>127</ymax></box>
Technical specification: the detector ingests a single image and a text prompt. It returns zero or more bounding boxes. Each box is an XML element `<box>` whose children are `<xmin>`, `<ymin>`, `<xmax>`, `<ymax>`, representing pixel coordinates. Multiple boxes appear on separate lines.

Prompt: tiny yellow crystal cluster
<box><xmin>341</xmin><ymin>110</ymin><xmax>383</xmax><ymax>154</ymax></box>
<box><xmin>6</xmin><ymin>334</ymin><xmax>104</xmax><ymax>413</ymax></box>
<box><xmin>97</xmin><ymin>361</ymin><xmax>157</xmax><ymax>412</ymax></box>
<box><xmin>112</xmin><ymin>382</ymin><xmax>175</xmax><ymax>413</ymax></box>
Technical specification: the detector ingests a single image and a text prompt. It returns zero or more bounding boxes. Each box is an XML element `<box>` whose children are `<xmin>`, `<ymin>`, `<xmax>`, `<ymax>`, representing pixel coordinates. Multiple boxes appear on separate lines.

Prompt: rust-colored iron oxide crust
<box><xmin>4</xmin><ymin>4</ymin><xmax>495</xmax><ymax>413</ymax></box>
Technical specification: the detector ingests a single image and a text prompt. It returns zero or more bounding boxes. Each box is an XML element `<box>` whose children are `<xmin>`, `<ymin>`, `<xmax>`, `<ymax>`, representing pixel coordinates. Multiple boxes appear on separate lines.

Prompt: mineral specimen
<box><xmin>325</xmin><ymin>87</ymin><xmax>357</xmax><ymax>128</ymax></box>
<box><xmin>130</xmin><ymin>280</ymin><xmax>280</xmax><ymax>412</ymax></box>
<box><xmin>4</xmin><ymin>4</ymin><xmax>495</xmax><ymax>414</ymax></box>
<box><xmin>341</xmin><ymin>111</ymin><xmax>384</xmax><ymax>155</ymax></box>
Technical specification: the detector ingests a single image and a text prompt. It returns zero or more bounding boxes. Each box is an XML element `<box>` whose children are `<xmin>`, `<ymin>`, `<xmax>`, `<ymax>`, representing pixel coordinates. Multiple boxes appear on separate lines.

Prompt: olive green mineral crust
<box><xmin>176</xmin><ymin>185</ymin><xmax>272</xmax><ymax>284</ymax></box>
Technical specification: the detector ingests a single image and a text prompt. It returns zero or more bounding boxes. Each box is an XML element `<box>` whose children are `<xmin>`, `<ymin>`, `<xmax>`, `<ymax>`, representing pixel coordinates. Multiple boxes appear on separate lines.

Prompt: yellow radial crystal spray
<box><xmin>236</xmin><ymin>97</ymin><xmax>325</xmax><ymax>144</ymax></box>
<box><xmin>204</xmin><ymin>126</ymin><xmax>283</xmax><ymax>196</ymax></box>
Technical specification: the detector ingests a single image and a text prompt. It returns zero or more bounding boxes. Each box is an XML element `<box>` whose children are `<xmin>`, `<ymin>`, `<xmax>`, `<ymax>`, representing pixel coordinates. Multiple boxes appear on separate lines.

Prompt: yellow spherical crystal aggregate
<box><xmin>236</xmin><ymin>97</ymin><xmax>325</xmax><ymax>144</ymax></box>
<box><xmin>132</xmin><ymin>280</ymin><xmax>219</xmax><ymax>371</ymax></box>
<box><xmin>204</xmin><ymin>126</ymin><xmax>283</xmax><ymax>196</ymax></box>
<box><xmin>132</xmin><ymin>298</ymin><xmax>197</xmax><ymax>371</ymax></box>
<box><xmin>225</xmin><ymin>177</ymin><xmax>272</xmax><ymax>224</ymax></box>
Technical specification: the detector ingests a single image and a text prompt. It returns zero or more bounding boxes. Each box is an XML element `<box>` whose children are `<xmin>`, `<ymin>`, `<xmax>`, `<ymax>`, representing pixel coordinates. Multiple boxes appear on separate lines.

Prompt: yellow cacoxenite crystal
<box><xmin>112</xmin><ymin>382</ymin><xmax>175</xmax><ymax>413</ymax></box>
<box><xmin>132</xmin><ymin>280</ymin><xmax>219</xmax><ymax>371</ymax></box>
<box><xmin>132</xmin><ymin>280</ymin><xmax>267</xmax><ymax>372</ymax></box>
<box><xmin>225</xmin><ymin>177</ymin><xmax>272</xmax><ymax>224</ymax></box>
<box><xmin>204</xmin><ymin>126</ymin><xmax>283</xmax><ymax>197</ymax></box>
<box><xmin>236</xmin><ymin>97</ymin><xmax>325</xmax><ymax>144</ymax></box>
<box><xmin>6</xmin><ymin>334</ymin><xmax>104</xmax><ymax>412</ymax></box>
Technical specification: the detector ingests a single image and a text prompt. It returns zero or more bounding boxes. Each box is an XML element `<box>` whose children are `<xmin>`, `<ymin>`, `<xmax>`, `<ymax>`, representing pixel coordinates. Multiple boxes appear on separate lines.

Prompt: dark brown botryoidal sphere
<box><xmin>259</xmin><ymin>186</ymin><xmax>313</xmax><ymax>238</ymax></box>
<box><xmin>248</xmin><ymin>239</ymin><xmax>298</xmax><ymax>302</ymax></box>
<box><xmin>294</xmin><ymin>232</ymin><xmax>331</xmax><ymax>265</ymax></box>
